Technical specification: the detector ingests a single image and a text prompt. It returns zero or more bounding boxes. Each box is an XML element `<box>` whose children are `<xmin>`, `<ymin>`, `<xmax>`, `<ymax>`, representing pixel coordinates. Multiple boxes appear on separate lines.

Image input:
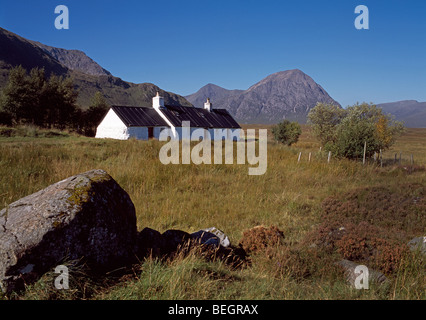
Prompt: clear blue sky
<box><xmin>1</xmin><ymin>0</ymin><xmax>425</xmax><ymax>107</ymax></box>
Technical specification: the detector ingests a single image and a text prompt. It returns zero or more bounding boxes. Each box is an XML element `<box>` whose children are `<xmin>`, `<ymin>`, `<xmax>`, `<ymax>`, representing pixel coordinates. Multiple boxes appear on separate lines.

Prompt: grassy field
<box><xmin>0</xmin><ymin>125</ymin><xmax>425</xmax><ymax>300</ymax></box>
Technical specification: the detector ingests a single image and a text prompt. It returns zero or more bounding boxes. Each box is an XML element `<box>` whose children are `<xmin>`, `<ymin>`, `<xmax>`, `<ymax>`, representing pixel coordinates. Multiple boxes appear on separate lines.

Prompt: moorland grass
<box><xmin>0</xmin><ymin>126</ymin><xmax>425</xmax><ymax>300</ymax></box>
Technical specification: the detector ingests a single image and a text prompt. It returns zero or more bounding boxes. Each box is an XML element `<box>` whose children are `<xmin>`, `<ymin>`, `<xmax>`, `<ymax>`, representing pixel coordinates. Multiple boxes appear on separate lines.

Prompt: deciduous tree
<box><xmin>308</xmin><ymin>102</ymin><xmax>404</xmax><ymax>159</ymax></box>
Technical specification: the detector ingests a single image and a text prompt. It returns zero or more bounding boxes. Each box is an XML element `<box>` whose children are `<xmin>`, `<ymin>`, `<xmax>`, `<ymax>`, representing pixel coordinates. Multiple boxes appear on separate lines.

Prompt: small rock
<box><xmin>191</xmin><ymin>230</ymin><xmax>221</xmax><ymax>247</ymax></box>
<box><xmin>203</xmin><ymin>227</ymin><xmax>230</xmax><ymax>247</ymax></box>
<box><xmin>408</xmin><ymin>236</ymin><xmax>426</xmax><ymax>255</ymax></box>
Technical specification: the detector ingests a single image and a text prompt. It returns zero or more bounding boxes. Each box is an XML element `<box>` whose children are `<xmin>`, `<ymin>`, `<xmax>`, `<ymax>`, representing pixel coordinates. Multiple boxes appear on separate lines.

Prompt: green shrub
<box><xmin>271</xmin><ymin>120</ymin><xmax>302</xmax><ymax>146</ymax></box>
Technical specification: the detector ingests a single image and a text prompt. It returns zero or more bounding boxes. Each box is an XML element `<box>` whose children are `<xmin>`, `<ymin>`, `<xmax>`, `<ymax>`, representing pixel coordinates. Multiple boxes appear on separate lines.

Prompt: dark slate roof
<box><xmin>160</xmin><ymin>105</ymin><xmax>241</xmax><ymax>129</ymax></box>
<box><xmin>111</xmin><ymin>106</ymin><xmax>168</xmax><ymax>127</ymax></box>
<box><xmin>109</xmin><ymin>105</ymin><xmax>241</xmax><ymax>129</ymax></box>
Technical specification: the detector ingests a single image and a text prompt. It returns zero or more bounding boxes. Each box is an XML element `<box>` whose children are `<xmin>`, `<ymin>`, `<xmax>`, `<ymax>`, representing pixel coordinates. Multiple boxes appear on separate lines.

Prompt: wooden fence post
<box><xmin>328</xmin><ymin>151</ymin><xmax>331</xmax><ymax>163</ymax></box>
<box><xmin>363</xmin><ymin>141</ymin><xmax>367</xmax><ymax>165</ymax></box>
<box><xmin>298</xmin><ymin>152</ymin><xmax>302</xmax><ymax>163</ymax></box>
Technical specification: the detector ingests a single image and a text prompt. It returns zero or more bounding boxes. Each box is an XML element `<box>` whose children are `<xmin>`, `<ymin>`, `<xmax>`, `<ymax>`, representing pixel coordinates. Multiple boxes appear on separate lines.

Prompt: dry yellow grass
<box><xmin>0</xmin><ymin>125</ymin><xmax>425</xmax><ymax>299</ymax></box>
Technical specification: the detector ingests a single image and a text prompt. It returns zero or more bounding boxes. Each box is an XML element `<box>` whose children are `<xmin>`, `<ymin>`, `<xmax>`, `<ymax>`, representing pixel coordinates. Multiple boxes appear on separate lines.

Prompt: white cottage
<box><xmin>95</xmin><ymin>93</ymin><xmax>241</xmax><ymax>141</ymax></box>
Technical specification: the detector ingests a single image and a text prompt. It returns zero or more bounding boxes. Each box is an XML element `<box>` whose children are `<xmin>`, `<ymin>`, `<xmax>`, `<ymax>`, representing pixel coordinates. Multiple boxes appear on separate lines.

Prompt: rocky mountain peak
<box><xmin>186</xmin><ymin>69</ymin><xmax>340</xmax><ymax>124</ymax></box>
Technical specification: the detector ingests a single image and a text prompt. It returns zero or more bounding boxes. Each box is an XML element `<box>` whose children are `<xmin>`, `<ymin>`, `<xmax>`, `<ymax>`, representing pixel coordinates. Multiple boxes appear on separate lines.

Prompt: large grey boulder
<box><xmin>0</xmin><ymin>169</ymin><xmax>137</xmax><ymax>294</ymax></box>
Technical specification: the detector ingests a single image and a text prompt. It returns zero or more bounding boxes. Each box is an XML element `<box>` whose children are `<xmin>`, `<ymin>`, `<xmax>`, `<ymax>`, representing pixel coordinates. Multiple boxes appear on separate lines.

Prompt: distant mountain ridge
<box><xmin>186</xmin><ymin>69</ymin><xmax>341</xmax><ymax>124</ymax></box>
<box><xmin>0</xmin><ymin>27</ymin><xmax>192</xmax><ymax>109</ymax></box>
<box><xmin>185</xmin><ymin>83</ymin><xmax>244</xmax><ymax>109</ymax></box>
<box><xmin>377</xmin><ymin>100</ymin><xmax>426</xmax><ymax>128</ymax></box>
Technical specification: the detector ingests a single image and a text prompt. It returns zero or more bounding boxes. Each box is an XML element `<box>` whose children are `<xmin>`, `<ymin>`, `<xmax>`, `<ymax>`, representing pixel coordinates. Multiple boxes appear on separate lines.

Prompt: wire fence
<box><xmin>296</xmin><ymin>149</ymin><xmax>419</xmax><ymax>168</ymax></box>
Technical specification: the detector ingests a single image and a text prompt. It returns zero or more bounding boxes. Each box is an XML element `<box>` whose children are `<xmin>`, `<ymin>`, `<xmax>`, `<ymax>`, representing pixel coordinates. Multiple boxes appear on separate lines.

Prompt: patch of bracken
<box><xmin>238</xmin><ymin>225</ymin><xmax>285</xmax><ymax>256</ymax></box>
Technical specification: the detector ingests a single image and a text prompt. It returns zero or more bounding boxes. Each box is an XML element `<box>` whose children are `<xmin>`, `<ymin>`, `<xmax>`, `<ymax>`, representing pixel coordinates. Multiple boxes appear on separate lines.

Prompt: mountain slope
<box><xmin>377</xmin><ymin>100</ymin><xmax>426</xmax><ymax>128</ymax></box>
<box><xmin>0</xmin><ymin>27</ymin><xmax>67</xmax><ymax>76</ymax></box>
<box><xmin>30</xmin><ymin>40</ymin><xmax>112</xmax><ymax>76</ymax></box>
<box><xmin>0</xmin><ymin>27</ymin><xmax>192</xmax><ymax>109</ymax></box>
<box><xmin>186</xmin><ymin>69</ymin><xmax>340</xmax><ymax>124</ymax></box>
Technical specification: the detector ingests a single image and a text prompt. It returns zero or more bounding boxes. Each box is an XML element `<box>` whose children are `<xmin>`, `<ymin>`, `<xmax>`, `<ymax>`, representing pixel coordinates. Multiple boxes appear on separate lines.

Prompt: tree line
<box><xmin>0</xmin><ymin>65</ymin><xmax>109</xmax><ymax>136</ymax></box>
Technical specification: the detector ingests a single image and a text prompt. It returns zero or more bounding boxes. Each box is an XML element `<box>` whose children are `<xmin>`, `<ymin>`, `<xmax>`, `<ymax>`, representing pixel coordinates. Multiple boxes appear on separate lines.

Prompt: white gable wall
<box><xmin>96</xmin><ymin>109</ymin><xmax>169</xmax><ymax>140</ymax></box>
<box><xmin>95</xmin><ymin>109</ymin><xmax>130</xmax><ymax>140</ymax></box>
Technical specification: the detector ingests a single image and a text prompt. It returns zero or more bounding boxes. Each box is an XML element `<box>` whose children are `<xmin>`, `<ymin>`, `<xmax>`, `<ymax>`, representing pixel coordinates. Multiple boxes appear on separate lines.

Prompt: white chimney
<box><xmin>204</xmin><ymin>98</ymin><xmax>212</xmax><ymax>112</ymax></box>
<box><xmin>152</xmin><ymin>91</ymin><xmax>165</xmax><ymax>109</ymax></box>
